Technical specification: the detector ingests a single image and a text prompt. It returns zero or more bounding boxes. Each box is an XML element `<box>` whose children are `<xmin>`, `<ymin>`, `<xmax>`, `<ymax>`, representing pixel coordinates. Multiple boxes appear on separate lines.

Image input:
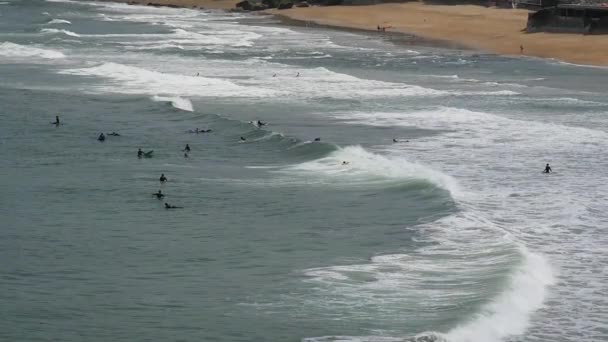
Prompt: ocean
<box><xmin>1</xmin><ymin>0</ymin><xmax>608</xmax><ymax>341</ymax></box>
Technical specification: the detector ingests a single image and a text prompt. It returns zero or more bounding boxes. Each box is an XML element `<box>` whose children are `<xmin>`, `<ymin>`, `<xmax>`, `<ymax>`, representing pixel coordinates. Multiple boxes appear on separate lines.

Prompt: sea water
<box><xmin>1</xmin><ymin>1</ymin><xmax>608</xmax><ymax>341</ymax></box>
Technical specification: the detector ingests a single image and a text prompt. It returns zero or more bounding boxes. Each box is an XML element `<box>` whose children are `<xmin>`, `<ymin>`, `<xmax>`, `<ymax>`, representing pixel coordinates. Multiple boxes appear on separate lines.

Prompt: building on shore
<box><xmin>525</xmin><ymin>0</ymin><xmax>608</xmax><ymax>33</ymax></box>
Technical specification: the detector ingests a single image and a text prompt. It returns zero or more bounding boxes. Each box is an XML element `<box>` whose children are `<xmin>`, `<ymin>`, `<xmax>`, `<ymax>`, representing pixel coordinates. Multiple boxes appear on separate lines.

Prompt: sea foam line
<box><xmin>0</xmin><ymin>41</ymin><xmax>65</xmax><ymax>59</ymax></box>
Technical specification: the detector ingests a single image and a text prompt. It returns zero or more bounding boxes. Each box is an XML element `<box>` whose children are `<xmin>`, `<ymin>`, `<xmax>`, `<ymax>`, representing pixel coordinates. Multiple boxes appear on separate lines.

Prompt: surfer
<box><xmin>154</xmin><ymin>190</ymin><xmax>164</xmax><ymax>199</ymax></box>
<box><xmin>393</xmin><ymin>138</ymin><xmax>398</xmax><ymax>143</ymax></box>
<box><xmin>52</xmin><ymin>115</ymin><xmax>60</xmax><ymax>126</ymax></box>
<box><xmin>184</xmin><ymin>144</ymin><xmax>191</xmax><ymax>152</ymax></box>
<box><xmin>184</xmin><ymin>152</ymin><xmax>189</xmax><ymax>158</ymax></box>
<box><xmin>240</xmin><ymin>136</ymin><xmax>246</xmax><ymax>141</ymax></box>
<box><xmin>108</xmin><ymin>132</ymin><xmax>120</xmax><ymax>136</ymax></box>
<box><xmin>342</xmin><ymin>161</ymin><xmax>349</xmax><ymax>165</ymax></box>
<box><xmin>138</xmin><ymin>148</ymin><xmax>144</xmax><ymax>158</ymax></box>
<box><xmin>272</xmin><ymin>73</ymin><xmax>277</xmax><ymax>77</ymax></box>
<box><xmin>296</xmin><ymin>72</ymin><xmax>300</xmax><ymax>77</ymax></box>
<box><xmin>544</xmin><ymin>163</ymin><xmax>552</xmax><ymax>173</ymax></box>
<box><xmin>314</xmin><ymin>138</ymin><xmax>321</xmax><ymax>142</ymax></box>
<box><xmin>165</xmin><ymin>203</ymin><xmax>182</xmax><ymax>209</ymax></box>
<box><xmin>98</xmin><ymin>133</ymin><xmax>105</xmax><ymax>142</ymax></box>
<box><xmin>159</xmin><ymin>173</ymin><xmax>167</xmax><ymax>182</ymax></box>
<box><xmin>257</xmin><ymin>120</ymin><xmax>266</xmax><ymax>127</ymax></box>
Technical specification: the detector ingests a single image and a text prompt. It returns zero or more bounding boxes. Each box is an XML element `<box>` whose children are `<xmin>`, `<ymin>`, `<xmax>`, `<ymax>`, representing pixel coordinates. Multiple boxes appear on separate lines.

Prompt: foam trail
<box><xmin>40</xmin><ymin>28</ymin><xmax>81</xmax><ymax>37</ymax></box>
<box><xmin>444</xmin><ymin>248</ymin><xmax>554</xmax><ymax>342</ymax></box>
<box><xmin>46</xmin><ymin>19</ymin><xmax>72</xmax><ymax>25</ymax></box>
<box><xmin>151</xmin><ymin>96</ymin><xmax>193</xmax><ymax>111</ymax></box>
<box><xmin>59</xmin><ymin>62</ymin><xmax>277</xmax><ymax>97</ymax></box>
<box><xmin>0</xmin><ymin>42</ymin><xmax>65</xmax><ymax>59</ymax></box>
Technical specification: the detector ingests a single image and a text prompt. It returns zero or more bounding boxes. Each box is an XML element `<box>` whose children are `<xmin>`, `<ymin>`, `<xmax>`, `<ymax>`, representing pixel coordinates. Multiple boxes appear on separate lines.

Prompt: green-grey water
<box><xmin>2</xmin><ymin>1</ymin><xmax>608</xmax><ymax>341</ymax></box>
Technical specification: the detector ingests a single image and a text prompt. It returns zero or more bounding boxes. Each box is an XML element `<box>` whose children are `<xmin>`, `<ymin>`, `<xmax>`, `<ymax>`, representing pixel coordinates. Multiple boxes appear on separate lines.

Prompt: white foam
<box><xmin>59</xmin><ymin>62</ymin><xmax>277</xmax><ymax>98</ymax></box>
<box><xmin>0</xmin><ymin>42</ymin><xmax>65</xmax><ymax>59</ymax></box>
<box><xmin>151</xmin><ymin>96</ymin><xmax>193</xmax><ymax>111</ymax></box>
<box><xmin>276</xmin><ymin>145</ymin><xmax>459</xmax><ymax>193</ymax></box>
<box><xmin>445</xmin><ymin>248</ymin><xmax>555</xmax><ymax>342</ymax></box>
<box><xmin>46</xmin><ymin>19</ymin><xmax>72</xmax><ymax>25</ymax></box>
<box><xmin>40</xmin><ymin>28</ymin><xmax>80</xmax><ymax>37</ymax></box>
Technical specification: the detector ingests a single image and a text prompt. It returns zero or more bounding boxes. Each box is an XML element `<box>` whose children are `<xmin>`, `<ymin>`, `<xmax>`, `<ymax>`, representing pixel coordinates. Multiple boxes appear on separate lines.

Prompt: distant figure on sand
<box><xmin>160</xmin><ymin>173</ymin><xmax>167</xmax><ymax>182</ymax></box>
<box><xmin>98</xmin><ymin>133</ymin><xmax>105</xmax><ymax>142</ymax></box>
<box><xmin>544</xmin><ymin>163</ymin><xmax>552</xmax><ymax>173</ymax></box>
<box><xmin>52</xmin><ymin>115</ymin><xmax>60</xmax><ymax>126</ymax></box>
<box><xmin>520</xmin><ymin>44</ymin><xmax>524</xmax><ymax>54</ymax></box>
<box><xmin>154</xmin><ymin>190</ymin><xmax>164</xmax><ymax>199</ymax></box>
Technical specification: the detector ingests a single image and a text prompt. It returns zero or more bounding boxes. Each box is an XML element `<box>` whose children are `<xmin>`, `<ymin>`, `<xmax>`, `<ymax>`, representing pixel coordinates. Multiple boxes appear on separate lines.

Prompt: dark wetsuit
<box><xmin>544</xmin><ymin>164</ymin><xmax>552</xmax><ymax>173</ymax></box>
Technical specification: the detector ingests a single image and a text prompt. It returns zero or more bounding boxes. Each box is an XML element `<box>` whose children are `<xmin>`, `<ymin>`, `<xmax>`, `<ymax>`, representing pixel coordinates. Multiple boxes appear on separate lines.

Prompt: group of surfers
<box><xmin>52</xmin><ymin>114</ymin><xmax>555</xmax><ymax>211</ymax></box>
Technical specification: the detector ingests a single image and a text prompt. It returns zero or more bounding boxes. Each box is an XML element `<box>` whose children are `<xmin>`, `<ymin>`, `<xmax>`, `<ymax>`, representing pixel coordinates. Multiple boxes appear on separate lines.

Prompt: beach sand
<box><xmin>110</xmin><ymin>0</ymin><xmax>608</xmax><ymax>66</ymax></box>
<box><xmin>271</xmin><ymin>3</ymin><xmax>608</xmax><ymax>66</ymax></box>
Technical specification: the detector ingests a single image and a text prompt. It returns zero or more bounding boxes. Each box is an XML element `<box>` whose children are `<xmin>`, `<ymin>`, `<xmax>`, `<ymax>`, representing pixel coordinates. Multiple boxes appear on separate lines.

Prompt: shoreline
<box><xmin>106</xmin><ymin>0</ymin><xmax>608</xmax><ymax>66</ymax></box>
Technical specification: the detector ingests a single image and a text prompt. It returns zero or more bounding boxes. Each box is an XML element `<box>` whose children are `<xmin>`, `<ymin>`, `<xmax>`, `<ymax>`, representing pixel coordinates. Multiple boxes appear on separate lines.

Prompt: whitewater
<box><xmin>1</xmin><ymin>1</ymin><xmax>607</xmax><ymax>342</ymax></box>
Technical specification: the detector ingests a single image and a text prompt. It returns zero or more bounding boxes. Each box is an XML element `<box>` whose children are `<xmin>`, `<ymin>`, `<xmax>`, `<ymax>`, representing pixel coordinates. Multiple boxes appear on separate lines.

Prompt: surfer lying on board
<box><xmin>108</xmin><ymin>132</ymin><xmax>120</xmax><ymax>136</ymax></box>
<box><xmin>165</xmin><ymin>203</ymin><xmax>183</xmax><ymax>209</ymax></box>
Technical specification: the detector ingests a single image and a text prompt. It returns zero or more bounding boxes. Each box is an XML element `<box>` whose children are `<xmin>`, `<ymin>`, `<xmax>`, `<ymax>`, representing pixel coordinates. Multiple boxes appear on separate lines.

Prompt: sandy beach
<box><xmin>271</xmin><ymin>3</ymin><xmax>608</xmax><ymax>66</ymax></box>
<box><xmin>110</xmin><ymin>0</ymin><xmax>608</xmax><ymax>66</ymax></box>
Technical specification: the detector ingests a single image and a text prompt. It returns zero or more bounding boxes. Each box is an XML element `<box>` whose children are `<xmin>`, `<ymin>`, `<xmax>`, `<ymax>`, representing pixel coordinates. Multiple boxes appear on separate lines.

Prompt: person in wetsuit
<box><xmin>159</xmin><ymin>173</ymin><xmax>167</xmax><ymax>182</ymax></box>
<box><xmin>98</xmin><ymin>133</ymin><xmax>105</xmax><ymax>141</ymax></box>
<box><xmin>240</xmin><ymin>136</ymin><xmax>246</xmax><ymax>141</ymax></box>
<box><xmin>154</xmin><ymin>190</ymin><xmax>164</xmax><ymax>199</ymax></box>
<box><xmin>52</xmin><ymin>115</ymin><xmax>60</xmax><ymax>126</ymax></box>
<box><xmin>184</xmin><ymin>144</ymin><xmax>191</xmax><ymax>152</ymax></box>
<box><xmin>165</xmin><ymin>203</ymin><xmax>182</xmax><ymax>209</ymax></box>
<box><xmin>138</xmin><ymin>148</ymin><xmax>144</xmax><ymax>158</ymax></box>
<box><xmin>257</xmin><ymin>120</ymin><xmax>266</xmax><ymax>127</ymax></box>
<box><xmin>544</xmin><ymin>163</ymin><xmax>552</xmax><ymax>173</ymax></box>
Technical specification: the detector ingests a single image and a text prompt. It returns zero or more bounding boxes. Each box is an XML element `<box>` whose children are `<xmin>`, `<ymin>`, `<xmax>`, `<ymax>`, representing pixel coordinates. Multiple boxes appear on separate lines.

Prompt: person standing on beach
<box><xmin>520</xmin><ymin>44</ymin><xmax>524</xmax><ymax>54</ymax></box>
